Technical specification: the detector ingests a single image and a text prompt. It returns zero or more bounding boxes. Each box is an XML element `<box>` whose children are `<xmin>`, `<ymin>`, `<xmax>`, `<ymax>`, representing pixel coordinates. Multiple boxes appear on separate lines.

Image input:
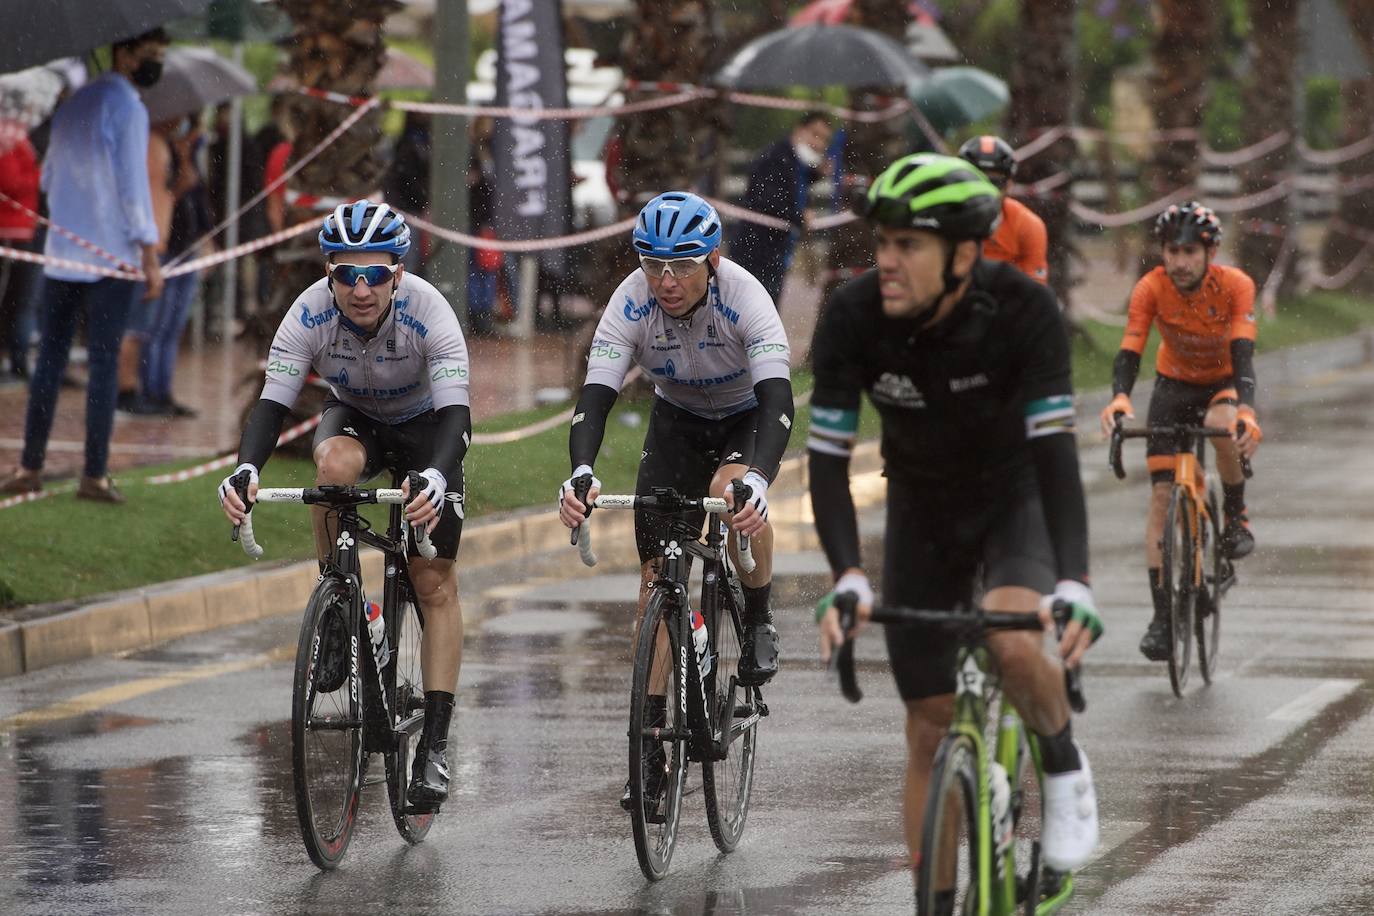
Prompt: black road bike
<box><xmin>572</xmin><ymin>481</ymin><xmax>766</xmax><ymax>881</ymax></box>
<box><xmin>232</xmin><ymin>469</ymin><xmax>438</xmax><ymax>869</ymax></box>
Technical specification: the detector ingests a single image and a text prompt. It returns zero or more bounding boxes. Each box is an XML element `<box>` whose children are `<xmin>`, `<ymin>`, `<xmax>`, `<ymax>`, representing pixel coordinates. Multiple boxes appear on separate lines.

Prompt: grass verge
<box><xmin>0</xmin><ymin>291</ymin><xmax>1366</xmax><ymax>607</ymax></box>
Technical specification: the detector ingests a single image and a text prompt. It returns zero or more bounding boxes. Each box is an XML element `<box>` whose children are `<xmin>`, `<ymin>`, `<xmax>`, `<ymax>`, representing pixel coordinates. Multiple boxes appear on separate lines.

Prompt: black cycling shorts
<box><xmin>1146</xmin><ymin>375</ymin><xmax>1238</xmax><ymax>484</ymax></box>
<box><xmin>634</xmin><ymin>397</ymin><xmax>757</xmax><ymax>564</ymax></box>
<box><xmin>881</xmin><ymin>468</ymin><xmax>1055</xmax><ymax>702</ymax></box>
<box><xmin>314</xmin><ymin>399</ymin><xmax>464</xmax><ymax>560</ymax></box>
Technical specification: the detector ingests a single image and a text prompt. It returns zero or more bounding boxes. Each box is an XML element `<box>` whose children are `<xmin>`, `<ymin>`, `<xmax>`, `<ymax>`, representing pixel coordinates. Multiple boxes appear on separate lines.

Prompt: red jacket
<box><xmin>0</xmin><ymin>130</ymin><xmax>40</xmax><ymax>241</ymax></box>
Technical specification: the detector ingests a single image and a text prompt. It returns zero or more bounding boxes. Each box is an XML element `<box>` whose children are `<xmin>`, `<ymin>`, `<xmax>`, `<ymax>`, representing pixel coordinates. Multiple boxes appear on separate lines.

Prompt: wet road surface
<box><xmin>3</xmin><ymin>365</ymin><xmax>1374</xmax><ymax>914</ymax></box>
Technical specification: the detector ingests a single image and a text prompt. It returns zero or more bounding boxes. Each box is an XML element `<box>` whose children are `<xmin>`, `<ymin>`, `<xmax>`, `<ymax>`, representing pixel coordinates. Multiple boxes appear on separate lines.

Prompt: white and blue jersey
<box><xmin>261</xmin><ymin>273</ymin><xmax>470</xmax><ymax>423</ymax></box>
<box><xmin>584</xmin><ymin>257</ymin><xmax>791</xmax><ymax>420</ymax></box>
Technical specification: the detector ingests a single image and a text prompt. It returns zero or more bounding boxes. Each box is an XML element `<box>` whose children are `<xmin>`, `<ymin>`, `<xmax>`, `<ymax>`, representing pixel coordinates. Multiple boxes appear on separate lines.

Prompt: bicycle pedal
<box><xmin>404</xmin><ymin>803</ymin><xmax>440</xmax><ymax>816</ymax></box>
<box><xmin>756</xmin><ymin>700</ymin><xmax>769</xmax><ymax>717</ymax></box>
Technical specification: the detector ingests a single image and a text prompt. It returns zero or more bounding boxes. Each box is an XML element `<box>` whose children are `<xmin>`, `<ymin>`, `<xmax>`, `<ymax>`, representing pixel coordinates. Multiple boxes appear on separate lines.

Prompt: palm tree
<box><xmin>1319</xmin><ymin>0</ymin><xmax>1374</xmax><ymax>295</ymax></box>
<box><xmin>1139</xmin><ymin>0</ymin><xmax>1218</xmax><ymax>271</ymax></box>
<box><xmin>1236</xmin><ymin>0</ymin><xmax>1298</xmax><ymax>300</ymax></box>
<box><xmin>1005</xmin><ymin>0</ymin><xmax>1078</xmax><ymax>315</ymax></box>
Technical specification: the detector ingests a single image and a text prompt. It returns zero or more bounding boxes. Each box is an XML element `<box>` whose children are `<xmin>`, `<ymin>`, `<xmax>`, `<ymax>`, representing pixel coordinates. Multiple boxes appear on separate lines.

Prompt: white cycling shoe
<box><xmin>1040</xmin><ymin>741</ymin><xmax>1099</xmax><ymax>871</ymax></box>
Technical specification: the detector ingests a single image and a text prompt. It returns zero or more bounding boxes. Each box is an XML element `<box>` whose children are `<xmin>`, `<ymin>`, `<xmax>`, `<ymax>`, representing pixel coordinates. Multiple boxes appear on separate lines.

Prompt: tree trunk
<box><xmin>1139</xmin><ymin>0</ymin><xmax>1218</xmax><ymax>273</ymax></box>
<box><xmin>1319</xmin><ymin>0</ymin><xmax>1374</xmax><ymax>295</ymax></box>
<box><xmin>1005</xmin><ymin>0</ymin><xmax>1079</xmax><ymax>315</ymax></box>
<box><xmin>822</xmin><ymin>0</ymin><xmax>912</xmax><ymax>301</ymax></box>
<box><xmin>1236</xmin><ymin>0</ymin><xmax>1298</xmax><ymax>307</ymax></box>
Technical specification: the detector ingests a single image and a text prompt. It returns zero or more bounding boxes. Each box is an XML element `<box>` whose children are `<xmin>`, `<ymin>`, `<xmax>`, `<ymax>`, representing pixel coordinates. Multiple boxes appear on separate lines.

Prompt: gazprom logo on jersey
<box><xmin>650</xmin><ymin>358</ymin><xmax>677</xmax><ymax>378</ymax></box>
<box><xmin>395</xmin><ymin>308</ymin><xmax>429</xmax><ymax>338</ymax></box>
<box><xmin>711</xmin><ymin>288</ymin><xmax>739</xmax><ymax>324</ymax></box>
<box><xmin>298</xmin><ymin>303</ymin><xmax>339</xmax><ymax>329</ymax></box>
<box><xmin>623</xmin><ymin>294</ymin><xmax>654</xmax><ymax>322</ymax></box>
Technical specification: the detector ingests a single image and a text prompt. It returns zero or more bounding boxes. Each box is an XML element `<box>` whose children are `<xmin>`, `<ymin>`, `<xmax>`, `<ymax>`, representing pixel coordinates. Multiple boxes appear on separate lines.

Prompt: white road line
<box><xmin>1266</xmin><ymin>678</ymin><xmax>1362</xmax><ymax>722</ymax></box>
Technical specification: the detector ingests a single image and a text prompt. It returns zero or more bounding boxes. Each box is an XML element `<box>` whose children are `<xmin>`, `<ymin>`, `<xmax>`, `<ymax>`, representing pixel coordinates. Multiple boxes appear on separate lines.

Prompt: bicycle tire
<box><xmin>1195</xmin><ymin>486</ymin><xmax>1223</xmax><ymax>684</ymax></box>
<box><xmin>1163</xmin><ymin>486</ymin><xmax>1195</xmax><ymax>697</ymax></box>
<box><xmin>917</xmin><ymin>733</ymin><xmax>981</xmax><ymax>916</ymax></box>
<box><xmin>385</xmin><ymin>583</ymin><xmax>434</xmax><ymax>844</ymax></box>
<box><xmin>702</xmin><ymin>577</ymin><xmax>758</xmax><ymax>854</ymax></box>
<box><xmin>629</xmin><ymin>590</ymin><xmax>687</xmax><ymax>881</ymax></box>
<box><xmin>292</xmin><ymin>576</ymin><xmax>363</xmax><ymax>870</ymax></box>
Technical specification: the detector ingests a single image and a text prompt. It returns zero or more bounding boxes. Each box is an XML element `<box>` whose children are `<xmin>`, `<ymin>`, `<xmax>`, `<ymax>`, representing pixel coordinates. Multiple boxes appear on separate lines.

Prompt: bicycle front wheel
<box><xmin>1163</xmin><ymin>486</ymin><xmax>1195</xmax><ymax>697</ymax></box>
<box><xmin>628</xmin><ymin>590</ymin><xmax>687</xmax><ymax>882</ymax></box>
<box><xmin>702</xmin><ymin>578</ymin><xmax>758</xmax><ymax>854</ymax></box>
<box><xmin>292</xmin><ymin>576</ymin><xmax>363</xmax><ymax>870</ymax></box>
<box><xmin>1195</xmin><ymin>488</ymin><xmax>1224</xmax><ymax>684</ymax></box>
<box><xmin>918</xmin><ymin>733</ymin><xmax>981</xmax><ymax>916</ymax></box>
<box><xmin>385</xmin><ymin>585</ymin><xmax>434</xmax><ymax>844</ymax></box>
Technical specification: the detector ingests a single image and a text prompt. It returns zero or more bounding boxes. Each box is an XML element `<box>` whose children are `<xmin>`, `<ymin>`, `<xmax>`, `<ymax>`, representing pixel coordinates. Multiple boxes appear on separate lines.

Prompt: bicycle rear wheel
<box><xmin>385</xmin><ymin>583</ymin><xmax>434</xmax><ymax>843</ymax></box>
<box><xmin>629</xmin><ymin>590</ymin><xmax>687</xmax><ymax>882</ymax></box>
<box><xmin>1162</xmin><ymin>486</ymin><xmax>1195</xmax><ymax>697</ymax></box>
<box><xmin>292</xmin><ymin>576</ymin><xmax>363</xmax><ymax>870</ymax></box>
<box><xmin>917</xmin><ymin>733</ymin><xmax>980</xmax><ymax>916</ymax></box>
<box><xmin>1195</xmin><ymin>489</ymin><xmax>1223</xmax><ymax>684</ymax></box>
<box><xmin>703</xmin><ymin>579</ymin><xmax>758</xmax><ymax>854</ymax></box>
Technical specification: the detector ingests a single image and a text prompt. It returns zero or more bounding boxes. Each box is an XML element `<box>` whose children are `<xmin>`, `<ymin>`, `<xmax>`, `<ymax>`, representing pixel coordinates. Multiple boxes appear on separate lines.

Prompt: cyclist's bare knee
<box><xmin>905</xmin><ymin>696</ymin><xmax>953</xmax><ymax>760</ymax></box>
<box><xmin>409</xmin><ymin>557</ymin><xmax>457</xmax><ymax>607</ymax></box>
<box><xmin>313</xmin><ymin>436</ymin><xmax>365</xmax><ymax>484</ymax></box>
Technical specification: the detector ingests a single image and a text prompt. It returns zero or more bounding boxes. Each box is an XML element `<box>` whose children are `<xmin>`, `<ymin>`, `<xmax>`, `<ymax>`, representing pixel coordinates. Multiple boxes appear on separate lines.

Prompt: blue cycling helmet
<box><xmin>632</xmin><ymin>191</ymin><xmax>722</xmax><ymax>258</ymax></box>
<box><xmin>319</xmin><ymin>199</ymin><xmax>411</xmax><ymax>259</ymax></box>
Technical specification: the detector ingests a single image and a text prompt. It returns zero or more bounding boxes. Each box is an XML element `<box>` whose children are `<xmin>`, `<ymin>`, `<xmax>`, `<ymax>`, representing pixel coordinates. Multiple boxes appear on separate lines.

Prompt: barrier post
<box><xmin>428</xmin><ymin>0</ymin><xmax>471</xmax><ymax>330</ymax></box>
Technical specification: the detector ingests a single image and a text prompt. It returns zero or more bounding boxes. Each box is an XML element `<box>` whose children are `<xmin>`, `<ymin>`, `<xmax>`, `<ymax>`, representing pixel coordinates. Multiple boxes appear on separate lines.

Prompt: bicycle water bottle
<box><xmin>690</xmin><ymin>608</ymin><xmax>712</xmax><ymax>680</ymax></box>
<box><xmin>989</xmin><ymin>761</ymin><xmax>1014</xmax><ymax>858</ymax></box>
<box><xmin>365</xmin><ymin>598</ymin><xmax>391</xmax><ymax>668</ymax></box>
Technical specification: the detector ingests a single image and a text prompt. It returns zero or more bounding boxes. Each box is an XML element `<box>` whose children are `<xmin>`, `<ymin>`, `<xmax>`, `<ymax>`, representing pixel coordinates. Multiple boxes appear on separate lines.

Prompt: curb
<box><xmin>3</xmin><ymin>327</ymin><xmax>1371</xmax><ymax>680</ymax></box>
<box><xmin>0</xmin><ymin>441</ymin><xmax>885</xmax><ymax>680</ymax></box>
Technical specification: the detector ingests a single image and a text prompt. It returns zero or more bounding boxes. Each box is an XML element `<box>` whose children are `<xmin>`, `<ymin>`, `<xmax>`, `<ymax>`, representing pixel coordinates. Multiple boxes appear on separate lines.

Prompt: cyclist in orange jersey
<box><xmin>1097</xmin><ymin>202</ymin><xmax>1263</xmax><ymax>662</ymax></box>
<box><xmin>959</xmin><ymin>135</ymin><xmax>1049</xmax><ymax>284</ymax></box>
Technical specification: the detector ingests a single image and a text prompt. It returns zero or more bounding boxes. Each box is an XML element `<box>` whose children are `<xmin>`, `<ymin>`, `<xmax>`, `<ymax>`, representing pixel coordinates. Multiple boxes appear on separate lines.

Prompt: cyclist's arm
<box><xmin>806</xmin><ymin>291</ymin><xmax>865</xmax><ymax>576</ymax></box>
<box><xmin>568</xmin><ymin>383</ymin><xmax>618</xmax><ymax>472</ymax></box>
<box><xmin>242</xmin><ymin>315</ymin><xmax>314</xmax><ymax>470</ymax></box>
<box><xmin>738</xmin><ymin>278</ymin><xmax>794</xmax><ymax>481</ymax></box>
<box><xmin>1227</xmin><ymin>270</ymin><xmax>1259</xmax><ymax>408</ymax></box>
<box><xmin>427</xmin><ymin>405</ymin><xmax>472</xmax><ymax>472</ymax></box>
<box><xmin>1111</xmin><ymin>275</ymin><xmax>1158</xmax><ymax>396</ymax></box>
<box><xmin>420</xmin><ymin>291</ymin><xmax>473</xmax><ymax>470</ymax></box>
<box><xmin>237</xmin><ymin>397</ymin><xmax>292</xmax><ymax>470</ymax></box>
<box><xmin>1021</xmin><ymin>292</ymin><xmax>1090</xmax><ymax>585</ymax></box>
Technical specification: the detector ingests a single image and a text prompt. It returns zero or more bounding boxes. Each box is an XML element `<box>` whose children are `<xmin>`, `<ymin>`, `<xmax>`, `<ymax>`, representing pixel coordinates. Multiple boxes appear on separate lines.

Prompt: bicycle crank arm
<box><xmin>307</xmin><ymin>716</ymin><xmax>365</xmax><ymax>730</ymax></box>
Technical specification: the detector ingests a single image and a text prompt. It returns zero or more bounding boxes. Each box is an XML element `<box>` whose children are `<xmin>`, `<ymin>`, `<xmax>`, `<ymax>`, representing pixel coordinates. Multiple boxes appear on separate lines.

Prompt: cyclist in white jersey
<box><xmin>557</xmin><ymin>192</ymin><xmax>795</xmax><ymax>809</ymax></box>
<box><xmin>217</xmin><ymin>200</ymin><xmax>469</xmax><ymax>811</ymax></box>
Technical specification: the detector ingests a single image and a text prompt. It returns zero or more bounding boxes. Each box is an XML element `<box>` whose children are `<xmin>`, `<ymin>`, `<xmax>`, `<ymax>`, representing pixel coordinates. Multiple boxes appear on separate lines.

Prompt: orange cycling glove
<box><xmin>1235</xmin><ymin>405</ymin><xmax>1263</xmax><ymax>444</ymax></box>
<box><xmin>1099</xmin><ymin>393</ymin><xmax>1134</xmax><ymax>438</ymax></box>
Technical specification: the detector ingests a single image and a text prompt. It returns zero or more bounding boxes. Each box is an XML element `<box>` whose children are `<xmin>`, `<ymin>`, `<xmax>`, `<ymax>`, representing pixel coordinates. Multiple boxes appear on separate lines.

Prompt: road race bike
<box><xmin>1109</xmin><ymin>417</ymin><xmax>1252</xmax><ymax>696</ymax></box>
<box><xmin>572</xmin><ymin>479</ymin><xmax>766</xmax><ymax>882</ymax></box>
<box><xmin>230</xmin><ymin>467</ymin><xmax>438</xmax><ymax>869</ymax></box>
<box><xmin>832</xmin><ymin>594</ymin><xmax>1086</xmax><ymax>916</ymax></box>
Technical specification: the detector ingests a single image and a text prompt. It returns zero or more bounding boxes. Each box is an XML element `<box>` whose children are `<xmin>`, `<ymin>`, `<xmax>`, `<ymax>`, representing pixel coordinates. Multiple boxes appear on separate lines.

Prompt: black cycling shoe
<box><xmin>1222</xmin><ymin>513</ymin><xmax>1255</xmax><ymax>559</ymax></box>
<box><xmin>620</xmin><ymin>742</ymin><xmax>668</xmax><ymax>822</ymax></box>
<box><xmin>737</xmin><ymin>622</ymin><xmax>780</xmax><ymax>686</ymax></box>
<box><xmin>1138</xmin><ymin>618</ymin><xmax>1171</xmax><ymax>662</ymax></box>
<box><xmin>313</xmin><ymin>606</ymin><xmax>349</xmax><ymax>693</ymax></box>
<box><xmin>406</xmin><ymin>738</ymin><xmax>450</xmax><ymax>812</ymax></box>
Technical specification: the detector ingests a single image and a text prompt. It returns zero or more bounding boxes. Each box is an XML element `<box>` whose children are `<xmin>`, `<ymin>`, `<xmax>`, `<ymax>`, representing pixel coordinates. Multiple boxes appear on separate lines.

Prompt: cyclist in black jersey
<box><xmin>808</xmin><ymin>154</ymin><xmax>1104</xmax><ymax>881</ymax></box>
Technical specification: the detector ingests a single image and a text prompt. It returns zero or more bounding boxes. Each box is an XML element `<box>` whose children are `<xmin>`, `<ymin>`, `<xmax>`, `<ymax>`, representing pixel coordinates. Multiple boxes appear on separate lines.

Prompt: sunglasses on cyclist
<box><xmin>329</xmin><ymin>262</ymin><xmax>400</xmax><ymax>288</ymax></box>
<box><xmin>639</xmin><ymin>253</ymin><xmax>709</xmax><ymax>279</ymax></box>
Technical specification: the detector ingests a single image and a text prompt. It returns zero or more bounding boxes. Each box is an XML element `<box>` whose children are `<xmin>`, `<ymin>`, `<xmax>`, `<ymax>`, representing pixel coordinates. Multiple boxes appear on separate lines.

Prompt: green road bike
<box><xmin>834</xmin><ymin>595</ymin><xmax>1085</xmax><ymax>916</ymax></box>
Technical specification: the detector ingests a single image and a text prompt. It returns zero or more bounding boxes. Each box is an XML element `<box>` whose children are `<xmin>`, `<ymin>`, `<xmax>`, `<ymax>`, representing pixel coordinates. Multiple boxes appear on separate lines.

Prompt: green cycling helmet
<box><xmin>863</xmin><ymin>153</ymin><xmax>1003</xmax><ymax>241</ymax></box>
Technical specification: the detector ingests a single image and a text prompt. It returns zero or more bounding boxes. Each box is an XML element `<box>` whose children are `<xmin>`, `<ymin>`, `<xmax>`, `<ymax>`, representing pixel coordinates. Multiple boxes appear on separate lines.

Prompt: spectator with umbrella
<box><xmin>0</xmin><ymin>27</ymin><xmax>169</xmax><ymax>503</ymax></box>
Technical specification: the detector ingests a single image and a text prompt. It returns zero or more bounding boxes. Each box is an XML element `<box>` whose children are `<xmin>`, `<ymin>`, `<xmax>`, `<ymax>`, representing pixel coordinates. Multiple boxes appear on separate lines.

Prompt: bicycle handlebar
<box><xmin>1108</xmin><ymin>416</ymin><xmax>1254</xmax><ymax>480</ymax></box>
<box><xmin>569</xmin><ymin>482</ymin><xmax>755</xmax><ymax>572</ymax></box>
<box><xmin>831</xmin><ymin>593</ymin><xmax>1086</xmax><ymax>713</ymax></box>
<box><xmin>231</xmin><ymin>478</ymin><xmax>435</xmax><ymax>560</ymax></box>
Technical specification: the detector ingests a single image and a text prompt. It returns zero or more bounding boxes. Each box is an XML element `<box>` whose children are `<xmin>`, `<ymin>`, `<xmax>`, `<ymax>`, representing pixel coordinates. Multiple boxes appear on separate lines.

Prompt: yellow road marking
<box><xmin>0</xmin><ymin>643</ymin><xmax>294</xmax><ymax>732</ymax></box>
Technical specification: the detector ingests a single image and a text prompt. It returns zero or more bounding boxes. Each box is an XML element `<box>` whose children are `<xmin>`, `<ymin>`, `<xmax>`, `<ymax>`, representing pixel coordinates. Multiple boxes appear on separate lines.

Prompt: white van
<box><xmin>467</xmin><ymin>47</ymin><xmax>622</xmax><ymax>230</ymax></box>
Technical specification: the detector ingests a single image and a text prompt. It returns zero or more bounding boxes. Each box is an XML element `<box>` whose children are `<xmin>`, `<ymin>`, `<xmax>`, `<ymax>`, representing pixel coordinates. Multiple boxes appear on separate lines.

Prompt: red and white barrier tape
<box><xmin>1258</xmin><ymin>230</ymin><xmax>1299</xmax><ymax>316</ymax></box>
<box><xmin>163</xmin><ymin>217</ymin><xmax>320</xmax><ymax>278</ymax></box>
<box><xmin>707</xmin><ymin>197</ymin><xmax>790</xmax><ymax>232</ymax></box>
<box><xmin>395</xmin><ymin>88</ymin><xmax>709</xmax><ymax>121</ymax></box>
<box><xmin>165</xmin><ymin>97</ymin><xmax>382</xmax><ymax>270</ymax></box>
<box><xmin>1069</xmin><ymin>189</ymin><xmax>1197</xmax><ymax>228</ymax></box>
<box><xmin>1201</xmin><ymin>132</ymin><xmax>1292</xmax><ymax>167</ymax></box>
<box><xmin>0</xmin><ymin>488</ymin><xmax>58</xmax><ymax>511</ymax></box>
<box><xmin>1305</xmin><ymin>240</ymin><xmax>1374</xmax><ymax>292</ymax></box>
<box><xmin>1207</xmin><ymin>178</ymin><xmax>1293</xmax><ymax>213</ymax></box>
<box><xmin>0</xmin><ymin>243</ymin><xmax>139</xmax><ymax>280</ymax></box>
<box><xmin>145</xmin><ymin>413</ymin><xmax>323</xmax><ymax>485</ymax></box>
<box><xmin>405</xmin><ymin>209</ymin><xmax>637</xmax><ymax>253</ymax></box>
<box><xmin>0</xmin><ymin>190</ymin><xmax>139</xmax><ymax>272</ymax></box>
<box><xmin>1298</xmin><ymin>134</ymin><xmax>1374</xmax><ymax>166</ymax></box>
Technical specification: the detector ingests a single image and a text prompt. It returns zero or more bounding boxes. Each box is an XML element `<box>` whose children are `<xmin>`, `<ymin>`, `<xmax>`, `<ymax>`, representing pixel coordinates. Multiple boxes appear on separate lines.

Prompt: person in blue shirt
<box><xmin>0</xmin><ymin>28</ymin><xmax>169</xmax><ymax>504</ymax></box>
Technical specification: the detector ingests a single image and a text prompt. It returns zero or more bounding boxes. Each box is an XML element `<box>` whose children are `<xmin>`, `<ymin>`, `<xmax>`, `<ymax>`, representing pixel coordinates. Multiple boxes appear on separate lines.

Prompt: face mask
<box><xmin>131</xmin><ymin>59</ymin><xmax>163</xmax><ymax>88</ymax></box>
<box><xmin>794</xmin><ymin>142</ymin><xmax>824</xmax><ymax>169</ymax></box>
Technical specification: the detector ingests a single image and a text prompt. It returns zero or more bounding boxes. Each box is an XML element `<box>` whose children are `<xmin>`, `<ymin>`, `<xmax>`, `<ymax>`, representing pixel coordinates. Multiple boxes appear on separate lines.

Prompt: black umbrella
<box><xmin>5</xmin><ymin>0</ymin><xmax>213</xmax><ymax>75</ymax></box>
<box><xmin>715</xmin><ymin>24</ymin><xmax>929</xmax><ymax>90</ymax></box>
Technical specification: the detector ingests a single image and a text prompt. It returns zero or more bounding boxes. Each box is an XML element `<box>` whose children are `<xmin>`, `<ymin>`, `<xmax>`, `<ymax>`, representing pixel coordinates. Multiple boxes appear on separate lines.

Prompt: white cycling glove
<box><xmin>559</xmin><ymin>464</ymin><xmax>600</xmax><ymax>507</ymax></box>
<box><xmin>217</xmin><ymin>463</ymin><xmax>259</xmax><ymax>509</ymax></box>
<box><xmin>728</xmin><ymin>470</ymin><xmax>771</xmax><ymax>522</ymax></box>
<box><xmin>1044</xmin><ymin>579</ymin><xmax>1104</xmax><ymax>642</ymax></box>
<box><xmin>834</xmin><ymin>569</ymin><xmax>875</xmax><ymax>610</ymax></box>
<box><xmin>414</xmin><ymin>467</ymin><xmax>447</xmax><ymax>516</ymax></box>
